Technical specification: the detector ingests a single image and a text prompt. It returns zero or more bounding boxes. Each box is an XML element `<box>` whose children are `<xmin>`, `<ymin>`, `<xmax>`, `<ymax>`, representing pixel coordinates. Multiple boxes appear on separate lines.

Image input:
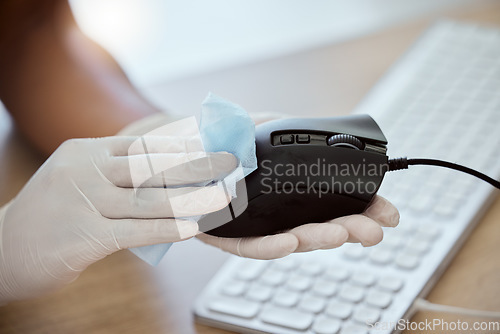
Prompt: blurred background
<box><xmin>70</xmin><ymin>0</ymin><xmax>475</xmax><ymax>86</ymax></box>
<box><xmin>69</xmin><ymin>0</ymin><xmax>481</xmax><ymax>115</ymax></box>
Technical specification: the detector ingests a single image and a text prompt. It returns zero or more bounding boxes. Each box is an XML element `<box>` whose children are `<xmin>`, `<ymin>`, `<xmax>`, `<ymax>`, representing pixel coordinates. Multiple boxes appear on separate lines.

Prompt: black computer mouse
<box><xmin>198</xmin><ymin>114</ymin><xmax>389</xmax><ymax>238</ymax></box>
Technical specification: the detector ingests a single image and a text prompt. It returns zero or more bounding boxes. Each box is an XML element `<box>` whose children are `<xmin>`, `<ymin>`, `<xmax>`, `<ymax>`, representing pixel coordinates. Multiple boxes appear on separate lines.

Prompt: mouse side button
<box><xmin>296</xmin><ymin>134</ymin><xmax>310</xmax><ymax>143</ymax></box>
<box><xmin>280</xmin><ymin>134</ymin><xmax>294</xmax><ymax>144</ymax></box>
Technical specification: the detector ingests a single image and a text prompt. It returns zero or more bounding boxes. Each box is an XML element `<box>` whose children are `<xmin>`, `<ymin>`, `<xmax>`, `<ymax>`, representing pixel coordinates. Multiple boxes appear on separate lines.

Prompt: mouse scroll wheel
<box><xmin>327</xmin><ymin>134</ymin><xmax>364</xmax><ymax>150</ymax></box>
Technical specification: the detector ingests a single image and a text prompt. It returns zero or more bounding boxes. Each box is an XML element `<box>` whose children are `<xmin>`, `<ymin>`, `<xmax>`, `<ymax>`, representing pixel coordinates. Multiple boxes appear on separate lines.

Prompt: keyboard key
<box><xmin>325</xmin><ymin>300</ymin><xmax>354</xmax><ymax>320</ymax></box>
<box><xmin>311</xmin><ymin>279</ymin><xmax>338</xmax><ymax>297</ymax></box>
<box><xmin>409</xmin><ymin>193</ymin><xmax>435</xmax><ymax>212</ymax></box>
<box><xmin>312</xmin><ymin>316</ymin><xmax>341</xmax><ymax>334</ymax></box>
<box><xmin>369</xmin><ymin>248</ymin><xmax>394</xmax><ymax>265</ymax></box>
<box><xmin>221</xmin><ymin>280</ymin><xmax>247</xmax><ymax>297</ymax></box>
<box><xmin>272</xmin><ymin>289</ymin><xmax>300</xmax><ymax>307</ymax></box>
<box><xmin>442</xmin><ymin>191</ymin><xmax>469</xmax><ymax>209</ymax></box>
<box><xmin>352</xmin><ymin>306</ymin><xmax>381</xmax><ymax>325</ymax></box>
<box><xmin>395</xmin><ymin>253</ymin><xmax>420</xmax><ymax>270</ymax></box>
<box><xmin>442</xmin><ymin>183</ymin><xmax>468</xmax><ymax>202</ymax></box>
<box><xmin>392</xmin><ymin>180</ymin><xmax>414</xmax><ymax>196</ymax></box>
<box><xmin>405</xmin><ymin>239</ymin><xmax>431</xmax><ymax>255</ymax></box>
<box><xmin>380</xmin><ymin>233</ymin><xmax>403</xmax><ymax>249</ymax></box>
<box><xmin>259</xmin><ymin>269</ymin><xmax>286</xmax><ymax>286</ymax></box>
<box><xmin>260</xmin><ymin>305</ymin><xmax>314</xmax><ymax>330</ymax></box>
<box><xmin>339</xmin><ymin>285</ymin><xmax>365</xmax><ymax>303</ymax></box>
<box><xmin>298</xmin><ymin>294</ymin><xmax>326</xmax><ymax>314</ymax></box>
<box><xmin>423</xmin><ymin>179</ymin><xmax>445</xmax><ymax>196</ymax></box>
<box><xmin>286</xmin><ymin>273</ymin><xmax>313</xmax><ymax>292</ymax></box>
<box><xmin>324</xmin><ymin>267</ymin><xmax>350</xmax><ymax>282</ymax></box>
<box><xmin>456</xmin><ymin>177</ymin><xmax>477</xmax><ymax>192</ymax></box>
<box><xmin>235</xmin><ymin>260</ymin><xmax>267</xmax><ymax>281</ymax></box>
<box><xmin>340</xmin><ymin>323</ymin><xmax>368</xmax><ymax>334</ymax></box>
<box><xmin>377</xmin><ymin>276</ymin><xmax>404</xmax><ymax>292</ymax></box>
<box><xmin>271</xmin><ymin>257</ymin><xmax>299</xmax><ymax>271</ymax></box>
<box><xmin>300</xmin><ymin>262</ymin><xmax>324</xmax><ymax>276</ymax></box>
<box><xmin>343</xmin><ymin>245</ymin><xmax>366</xmax><ymax>260</ymax></box>
<box><xmin>208</xmin><ymin>297</ymin><xmax>260</xmax><ymax>318</ymax></box>
<box><xmin>433</xmin><ymin>198</ymin><xmax>458</xmax><ymax>217</ymax></box>
<box><xmin>351</xmin><ymin>272</ymin><xmax>377</xmax><ymax>287</ymax></box>
<box><xmin>396</xmin><ymin>221</ymin><xmax>416</xmax><ymax>234</ymax></box>
<box><xmin>415</xmin><ymin>224</ymin><xmax>441</xmax><ymax>240</ymax></box>
<box><xmin>365</xmin><ymin>290</ymin><xmax>392</xmax><ymax>309</ymax></box>
<box><xmin>246</xmin><ymin>284</ymin><xmax>273</xmax><ymax>302</ymax></box>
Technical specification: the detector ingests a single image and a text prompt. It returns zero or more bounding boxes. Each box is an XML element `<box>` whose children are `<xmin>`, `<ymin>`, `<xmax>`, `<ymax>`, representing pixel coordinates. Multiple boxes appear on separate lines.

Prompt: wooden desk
<box><xmin>1</xmin><ymin>2</ymin><xmax>500</xmax><ymax>333</ymax></box>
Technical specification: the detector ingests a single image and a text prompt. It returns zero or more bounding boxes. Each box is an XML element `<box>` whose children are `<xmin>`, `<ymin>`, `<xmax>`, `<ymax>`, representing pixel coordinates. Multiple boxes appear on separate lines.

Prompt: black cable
<box><xmin>388</xmin><ymin>157</ymin><xmax>500</xmax><ymax>189</ymax></box>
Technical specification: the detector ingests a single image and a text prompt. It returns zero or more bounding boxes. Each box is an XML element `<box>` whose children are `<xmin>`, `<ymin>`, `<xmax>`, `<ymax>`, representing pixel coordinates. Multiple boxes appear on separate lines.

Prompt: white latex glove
<box><xmin>0</xmin><ymin>136</ymin><xmax>236</xmax><ymax>304</ymax></box>
<box><xmin>197</xmin><ymin>195</ymin><xmax>399</xmax><ymax>259</ymax></box>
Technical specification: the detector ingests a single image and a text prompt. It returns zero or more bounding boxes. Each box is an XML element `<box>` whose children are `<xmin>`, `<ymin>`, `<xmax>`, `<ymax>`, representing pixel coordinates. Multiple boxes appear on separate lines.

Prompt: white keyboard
<box><xmin>193</xmin><ymin>20</ymin><xmax>500</xmax><ymax>334</ymax></box>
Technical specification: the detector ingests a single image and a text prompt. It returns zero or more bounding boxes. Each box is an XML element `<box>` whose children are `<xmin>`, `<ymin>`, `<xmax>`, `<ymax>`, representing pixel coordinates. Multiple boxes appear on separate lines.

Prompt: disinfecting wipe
<box><xmin>129</xmin><ymin>93</ymin><xmax>257</xmax><ymax>265</ymax></box>
<box><xmin>199</xmin><ymin>93</ymin><xmax>257</xmax><ymax>177</ymax></box>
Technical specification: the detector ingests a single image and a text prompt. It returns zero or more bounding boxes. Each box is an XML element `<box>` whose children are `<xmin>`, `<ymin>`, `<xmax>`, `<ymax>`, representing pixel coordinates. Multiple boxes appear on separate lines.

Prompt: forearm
<box><xmin>0</xmin><ymin>0</ymin><xmax>161</xmax><ymax>155</ymax></box>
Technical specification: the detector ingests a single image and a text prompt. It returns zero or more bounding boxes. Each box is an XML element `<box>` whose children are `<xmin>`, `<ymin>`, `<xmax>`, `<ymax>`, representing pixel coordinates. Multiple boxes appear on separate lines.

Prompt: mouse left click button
<box><xmin>280</xmin><ymin>134</ymin><xmax>294</xmax><ymax>144</ymax></box>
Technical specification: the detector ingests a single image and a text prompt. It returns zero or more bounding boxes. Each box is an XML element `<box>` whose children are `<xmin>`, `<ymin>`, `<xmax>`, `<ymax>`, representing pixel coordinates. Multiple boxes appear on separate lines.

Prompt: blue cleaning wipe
<box><xmin>199</xmin><ymin>93</ymin><xmax>257</xmax><ymax>176</ymax></box>
<box><xmin>130</xmin><ymin>93</ymin><xmax>257</xmax><ymax>266</ymax></box>
<box><xmin>130</xmin><ymin>243</ymin><xmax>172</xmax><ymax>266</ymax></box>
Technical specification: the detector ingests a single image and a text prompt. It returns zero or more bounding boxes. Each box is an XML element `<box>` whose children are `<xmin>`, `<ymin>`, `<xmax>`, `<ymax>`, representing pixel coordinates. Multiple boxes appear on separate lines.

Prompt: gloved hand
<box><xmin>198</xmin><ymin>112</ymin><xmax>400</xmax><ymax>258</ymax></box>
<box><xmin>0</xmin><ymin>136</ymin><xmax>236</xmax><ymax>304</ymax></box>
<box><xmin>119</xmin><ymin>113</ymin><xmax>400</xmax><ymax>260</ymax></box>
<box><xmin>197</xmin><ymin>195</ymin><xmax>399</xmax><ymax>259</ymax></box>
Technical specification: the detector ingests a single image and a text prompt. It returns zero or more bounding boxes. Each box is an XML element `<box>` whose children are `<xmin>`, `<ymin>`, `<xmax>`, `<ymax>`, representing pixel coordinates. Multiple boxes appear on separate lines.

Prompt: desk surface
<box><xmin>1</xmin><ymin>2</ymin><xmax>500</xmax><ymax>333</ymax></box>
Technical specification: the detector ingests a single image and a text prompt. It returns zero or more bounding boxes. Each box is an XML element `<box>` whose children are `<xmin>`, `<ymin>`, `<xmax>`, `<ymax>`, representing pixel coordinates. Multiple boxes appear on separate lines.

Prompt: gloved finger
<box><xmin>330</xmin><ymin>215</ymin><xmax>384</xmax><ymax>247</ymax></box>
<box><xmin>103</xmin><ymin>135</ymin><xmax>204</xmax><ymax>156</ymax></box>
<box><xmin>287</xmin><ymin>223</ymin><xmax>349</xmax><ymax>252</ymax></box>
<box><xmin>93</xmin><ymin>185</ymin><xmax>231</xmax><ymax>219</ymax></box>
<box><xmin>109</xmin><ymin>218</ymin><xmax>199</xmax><ymax>249</ymax></box>
<box><xmin>363</xmin><ymin>195</ymin><xmax>400</xmax><ymax>227</ymax></box>
<box><xmin>196</xmin><ymin>233</ymin><xmax>299</xmax><ymax>260</ymax></box>
<box><xmin>106</xmin><ymin>152</ymin><xmax>238</xmax><ymax>188</ymax></box>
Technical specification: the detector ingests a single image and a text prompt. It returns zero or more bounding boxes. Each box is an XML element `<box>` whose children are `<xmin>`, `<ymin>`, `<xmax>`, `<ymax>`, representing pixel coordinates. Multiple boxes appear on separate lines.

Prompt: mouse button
<box><xmin>280</xmin><ymin>134</ymin><xmax>294</xmax><ymax>145</ymax></box>
<box><xmin>309</xmin><ymin>134</ymin><xmax>329</xmax><ymax>145</ymax></box>
<box><xmin>327</xmin><ymin>134</ymin><xmax>364</xmax><ymax>150</ymax></box>
<box><xmin>296</xmin><ymin>134</ymin><xmax>310</xmax><ymax>143</ymax></box>
<box><xmin>364</xmin><ymin>143</ymin><xmax>387</xmax><ymax>155</ymax></box>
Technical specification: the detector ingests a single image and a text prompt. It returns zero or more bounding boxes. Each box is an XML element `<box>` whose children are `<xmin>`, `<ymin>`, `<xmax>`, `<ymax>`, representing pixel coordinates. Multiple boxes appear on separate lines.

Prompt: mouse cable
<box><xmin>388</xmin><ymin>157</ymin><xmax>500</xmax><ymax>189</ymax></box>
<box><xmin>414</xmin><ymin>298</ymin><xmax>500</xmax><ymax>319</ymax></box>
